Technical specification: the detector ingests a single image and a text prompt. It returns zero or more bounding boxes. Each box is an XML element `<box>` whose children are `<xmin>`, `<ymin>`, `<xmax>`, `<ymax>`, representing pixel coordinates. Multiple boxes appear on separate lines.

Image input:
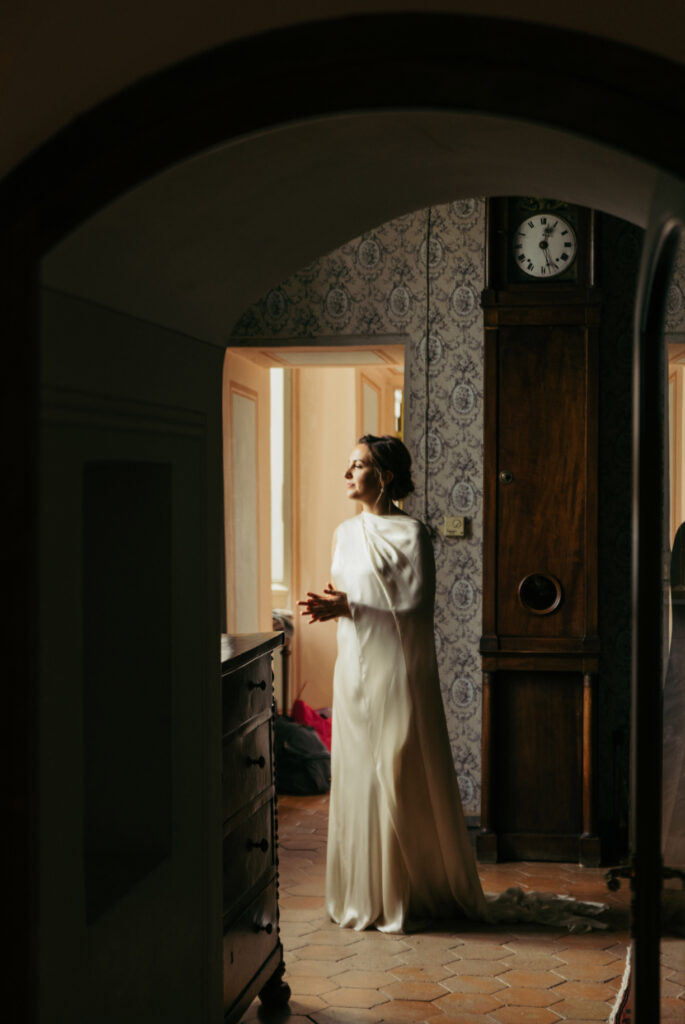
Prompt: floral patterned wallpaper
<box><xmin>234</xmin><ymin>198</ymin><xmax>488</xmax><ymax>813</ymax></box>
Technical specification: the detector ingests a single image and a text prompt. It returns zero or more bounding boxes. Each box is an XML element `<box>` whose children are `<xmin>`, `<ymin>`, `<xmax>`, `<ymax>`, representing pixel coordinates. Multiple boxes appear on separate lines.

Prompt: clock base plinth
<box><xmin>477</xmin><ymin>831</ymin><xmax>603</xmax><ymax>865</ymax></box>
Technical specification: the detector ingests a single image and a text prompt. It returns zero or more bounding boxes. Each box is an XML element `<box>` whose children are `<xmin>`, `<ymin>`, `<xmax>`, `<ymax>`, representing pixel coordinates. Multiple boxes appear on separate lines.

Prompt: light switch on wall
<box><xmin>443</xmin><ymin>515</ymin><xmax>466</xmax><ymax>537</ymax></box>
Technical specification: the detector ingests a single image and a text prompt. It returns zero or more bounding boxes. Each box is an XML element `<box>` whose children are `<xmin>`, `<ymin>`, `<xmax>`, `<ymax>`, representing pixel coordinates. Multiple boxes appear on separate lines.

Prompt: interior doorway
<box><xmin>222</xmin><ymin>340</ymin><xmax>405</xmax><ymax>713</ymax></box>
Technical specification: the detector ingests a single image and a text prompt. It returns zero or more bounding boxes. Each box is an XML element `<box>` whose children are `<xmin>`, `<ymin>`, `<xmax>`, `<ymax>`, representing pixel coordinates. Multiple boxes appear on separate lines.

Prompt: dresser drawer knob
<box><xmin>248</xmin><ymin>679</ymin><xmax>267</xmax><ymax>691</ymax></box>
<box><xmin>246</xmin><ymin>755</ymin><xmax>266</xmax><ymax>769</ymax></box>
<box><xmin>247</xmin><ymin>838</ymin><xmax>269</xmax><ymax>853</ymax></box>
<box><xmin>253</xmin><ymin>920</ymin><xmax>273</xmax><ymax>935</ymax></box>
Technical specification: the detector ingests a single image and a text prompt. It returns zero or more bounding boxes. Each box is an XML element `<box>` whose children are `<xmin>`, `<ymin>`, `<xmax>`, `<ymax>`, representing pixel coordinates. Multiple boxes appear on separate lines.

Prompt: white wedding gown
<box><xmin>325</xmin><ymin>510</ymin><xmax>606</xmax><ymax>934</ymax></box>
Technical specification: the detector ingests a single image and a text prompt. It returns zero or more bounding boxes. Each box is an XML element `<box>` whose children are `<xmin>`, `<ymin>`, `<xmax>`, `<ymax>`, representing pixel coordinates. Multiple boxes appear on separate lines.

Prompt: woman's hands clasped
<box><xmin>298</xmin><ymin>583</ymin><xmax>351</xmax><ymax>624</ymax></box>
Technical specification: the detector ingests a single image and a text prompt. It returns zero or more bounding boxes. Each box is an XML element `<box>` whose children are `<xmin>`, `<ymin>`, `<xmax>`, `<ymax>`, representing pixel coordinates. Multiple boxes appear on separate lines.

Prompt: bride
<box><xmin>298</xmin><ymin>435</ymin><xmax>605</xmax><ymax>934</ymax></box>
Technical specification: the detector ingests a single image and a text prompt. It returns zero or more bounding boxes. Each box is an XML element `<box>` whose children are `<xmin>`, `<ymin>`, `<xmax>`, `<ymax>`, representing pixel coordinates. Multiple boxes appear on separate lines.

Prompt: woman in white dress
<box><xmin>299</xmin><ymin>435</ymin><xmax>605</xmax><ymax>934</ymax></box>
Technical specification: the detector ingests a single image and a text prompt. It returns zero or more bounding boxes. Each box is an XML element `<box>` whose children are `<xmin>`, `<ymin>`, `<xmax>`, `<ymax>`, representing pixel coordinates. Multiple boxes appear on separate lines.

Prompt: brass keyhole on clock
<box><xmin>499</xmin><ymin>470</ymin><xmax>514</xmax><ymax>484</ymax></box>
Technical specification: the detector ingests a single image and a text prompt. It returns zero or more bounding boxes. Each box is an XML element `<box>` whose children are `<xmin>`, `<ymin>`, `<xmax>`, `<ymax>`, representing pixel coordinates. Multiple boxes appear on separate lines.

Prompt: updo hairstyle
<box><xmin>358</xmin><ymin>434</ymin><xmax>415</xmax><ymax>502</ymax></box>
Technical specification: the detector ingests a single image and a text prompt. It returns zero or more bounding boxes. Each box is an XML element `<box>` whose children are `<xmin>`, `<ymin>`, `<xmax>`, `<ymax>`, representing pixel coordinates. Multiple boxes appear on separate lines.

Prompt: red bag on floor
<box><xmin>291</xmin><ymin>698</ymin><xmax>332</xmax><ymax>750</ymax></box>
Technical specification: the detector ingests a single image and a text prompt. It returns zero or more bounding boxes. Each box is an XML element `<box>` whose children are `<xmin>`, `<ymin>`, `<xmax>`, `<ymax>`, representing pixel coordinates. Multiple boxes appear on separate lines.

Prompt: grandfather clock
<box><xmin>477</xmin><ymin>197</ymin><xmax>601</xmax><ymax>866</ymax></box>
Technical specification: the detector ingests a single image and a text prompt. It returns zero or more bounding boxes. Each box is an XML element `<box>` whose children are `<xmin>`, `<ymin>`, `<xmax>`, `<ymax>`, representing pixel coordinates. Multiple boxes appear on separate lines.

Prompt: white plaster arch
<box><xmin>43</xmin><ymin>110</ymin><xmax>659</xmax><ymax>344</ymax></box>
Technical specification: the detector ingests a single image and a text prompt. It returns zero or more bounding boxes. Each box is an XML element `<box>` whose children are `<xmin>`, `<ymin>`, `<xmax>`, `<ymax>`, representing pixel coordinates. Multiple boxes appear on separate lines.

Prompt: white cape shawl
<box><xmin>325</xmin><ymin>511</ymin><xmax>606</xmax><ymax>934</ymax></box>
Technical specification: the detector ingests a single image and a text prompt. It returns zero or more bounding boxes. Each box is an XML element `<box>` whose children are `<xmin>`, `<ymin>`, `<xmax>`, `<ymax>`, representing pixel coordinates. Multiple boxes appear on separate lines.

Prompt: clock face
<box><xmin>513</xmin><ymin>213</ymin><xmax>578</xmax><ymax>279</ymax></box>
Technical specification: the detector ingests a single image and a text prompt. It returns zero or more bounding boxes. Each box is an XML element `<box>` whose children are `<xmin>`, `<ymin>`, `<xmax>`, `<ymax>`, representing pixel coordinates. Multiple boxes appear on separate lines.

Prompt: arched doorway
<box><xmin>4</xmin><ymin>13</ymin><xmax>685</xmax><ymax>1022</ymax></box>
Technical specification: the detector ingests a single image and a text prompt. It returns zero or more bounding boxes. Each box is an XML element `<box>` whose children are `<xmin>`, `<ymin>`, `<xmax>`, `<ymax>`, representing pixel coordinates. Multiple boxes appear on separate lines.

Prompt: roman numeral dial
<box><xmin>512</xmin><ymin>213</ymin><xmax>578</xmax><ymax>279</ymax></box>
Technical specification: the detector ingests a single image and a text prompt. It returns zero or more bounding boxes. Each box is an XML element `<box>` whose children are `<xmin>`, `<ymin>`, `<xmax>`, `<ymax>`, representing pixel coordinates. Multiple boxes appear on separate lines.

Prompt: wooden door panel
<box><xmin>493</xmin><ymin>671</ymin><xmax>583</xmax><ymax>836</ymax></box>
<box><xmin>497</xmin><ymin>325</ymin><xmax>588</xmax><ymax>637</ymax></box>
<box><xmin>39</xmin><ymin>289</ymin><xmax>224</xmax><ymax>1022</ymax></box>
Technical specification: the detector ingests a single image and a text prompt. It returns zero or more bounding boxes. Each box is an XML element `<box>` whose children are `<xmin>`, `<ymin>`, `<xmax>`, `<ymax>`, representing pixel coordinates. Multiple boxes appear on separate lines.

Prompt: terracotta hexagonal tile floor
<box><xmin>439</xmin><ymin>975</ymin><xmax>508</xmax><ymax>995</ymax></box>
<box><xmin>239</xmin><ymin>793</ymin><xmax>684</xmax><ymax>1023</ymax></box>
<box><xmin>322</xmin><ymin>988</ymin><xmax>390</xmax><ymax>1009</ymax></box>
<box><xmin>381</xmin><ymin>982</ymin><xmax>451</xmax><ymax>1001</ymax></box>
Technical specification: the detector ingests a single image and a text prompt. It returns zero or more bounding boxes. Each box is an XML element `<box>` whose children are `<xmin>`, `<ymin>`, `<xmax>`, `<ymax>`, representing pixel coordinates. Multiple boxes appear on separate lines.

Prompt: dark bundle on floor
<box><xmin>274</xmin><ymin>712</ymin><xmax>331</xmax><ymax>795</ymax></box>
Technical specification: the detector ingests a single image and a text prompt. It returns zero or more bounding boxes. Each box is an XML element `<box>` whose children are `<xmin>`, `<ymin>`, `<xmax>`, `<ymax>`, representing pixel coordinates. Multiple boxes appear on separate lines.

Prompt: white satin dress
<box><xmin>325</xmin><ymin>510</ymin><xmax>607</xmax><ymax>934</ymax></box>
<box><xmin>326</xmin><ymin>510</ymin><xmax>487</xmax><ymax>932</ymax></box>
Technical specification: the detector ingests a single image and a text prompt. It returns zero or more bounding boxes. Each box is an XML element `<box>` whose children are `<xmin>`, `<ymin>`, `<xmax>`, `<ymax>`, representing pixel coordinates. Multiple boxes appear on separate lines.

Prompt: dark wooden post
<box><xmin>580</xmin><ymin>672</ymin><xmax>601</xmax><ymax>865</ymax></box>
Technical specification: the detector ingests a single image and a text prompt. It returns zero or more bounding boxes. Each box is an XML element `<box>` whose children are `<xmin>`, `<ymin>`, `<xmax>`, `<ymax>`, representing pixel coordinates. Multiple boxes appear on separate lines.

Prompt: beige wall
<box><xmin>357</xmin><ymin>365</ymin><xmax>402</xmax><ymax>439</ymax></box>
<box><xmin>222</xmin><ymin>351</ymin><xmax>272</xmax><ymax>633</ymax></box>
<box><xmin>291</xmin><ymin>367</ymin><xmax>356</xmax><ymax>710</ymax></box>
<box><xmin>291</xmin><ymin>364</ymin><xmax>400</xmax><ymax>711</ymax></box>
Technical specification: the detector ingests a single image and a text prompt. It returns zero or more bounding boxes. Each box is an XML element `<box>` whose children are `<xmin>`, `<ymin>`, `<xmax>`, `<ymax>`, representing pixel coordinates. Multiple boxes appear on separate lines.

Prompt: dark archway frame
<box><xmin>4</xmin><ymin>13</ymin><xmax>685</xmax><ymax>1021</ymax></box>
<box><xmin>3</xmin><ymin>14</ymin><xmax>685</xmax><ymax>246</ymax></box>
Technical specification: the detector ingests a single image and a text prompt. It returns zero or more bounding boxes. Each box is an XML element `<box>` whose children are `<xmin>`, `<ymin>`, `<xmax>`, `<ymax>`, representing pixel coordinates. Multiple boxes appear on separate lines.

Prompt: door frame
<box><xmin>3</xmin><ymin>13</ymin><xmax>685</xmax><ymax>1021</ymax></box>
<box><xmin>632</xmin><ymin>174</ymin><xmax>685</xmax><ymax>1018</ymax></box>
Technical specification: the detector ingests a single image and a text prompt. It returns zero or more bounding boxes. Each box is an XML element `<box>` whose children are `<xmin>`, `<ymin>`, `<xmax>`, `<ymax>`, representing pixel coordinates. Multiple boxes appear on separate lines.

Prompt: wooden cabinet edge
<box><xmin>221</xmin><ymin>633</ymin><xmax>289</xmax><ymax>1020</ymax></box>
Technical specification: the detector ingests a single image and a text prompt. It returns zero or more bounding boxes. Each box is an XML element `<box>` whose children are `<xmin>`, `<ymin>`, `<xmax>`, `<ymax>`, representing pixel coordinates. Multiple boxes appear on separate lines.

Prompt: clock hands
<box><xmin>514</xmin><ymin>213</ymin><xmax>576</xmax><ymax>278</ymax></box>
<box><xmin>538</xmin><ymin>220</ymin><xmax>560</xmax><ymax>273</ymax></box>
<box><xmin>541</xmin><ymin>248</ymin><xmax>558</xmax><ymax>275</ymax></box>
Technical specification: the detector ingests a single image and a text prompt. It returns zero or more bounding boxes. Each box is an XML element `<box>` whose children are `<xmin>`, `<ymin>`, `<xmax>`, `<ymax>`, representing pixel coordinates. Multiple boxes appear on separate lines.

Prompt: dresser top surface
<box><xmin>221</xmin><ymin>631</ymin><xmax>283</xmax><ymax>672</ymax></box>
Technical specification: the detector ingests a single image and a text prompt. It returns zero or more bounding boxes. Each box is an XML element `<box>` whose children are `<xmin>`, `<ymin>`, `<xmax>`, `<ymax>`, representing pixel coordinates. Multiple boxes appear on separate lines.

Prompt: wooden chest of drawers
<box><xmin>221</xmin><ymin>632</ymin><xmax>290</xmax><ymax>1022</ymax></box>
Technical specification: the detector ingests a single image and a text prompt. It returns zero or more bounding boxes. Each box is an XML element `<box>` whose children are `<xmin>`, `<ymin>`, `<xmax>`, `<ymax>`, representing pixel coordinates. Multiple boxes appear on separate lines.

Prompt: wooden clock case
<box><xmin>477</xmin><ymin>198</ymin><xmax>602</xmax><ymax>866</ymax></box>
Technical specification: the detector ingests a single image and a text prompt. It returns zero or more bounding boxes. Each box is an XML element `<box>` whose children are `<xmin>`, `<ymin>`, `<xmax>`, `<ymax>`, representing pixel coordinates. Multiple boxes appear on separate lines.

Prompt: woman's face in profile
<box><xmin>344</xmin><ymin>445</ymin><xmax>381</xmax><ymax>505</ymax></box>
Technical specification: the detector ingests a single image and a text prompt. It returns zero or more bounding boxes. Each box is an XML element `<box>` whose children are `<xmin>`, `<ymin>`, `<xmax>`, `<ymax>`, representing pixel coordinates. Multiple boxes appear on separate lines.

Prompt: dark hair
<box><xmin>358</xmin><ymin>434</ymin><xmax>415</xmax><ymax>501</ymax></box>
